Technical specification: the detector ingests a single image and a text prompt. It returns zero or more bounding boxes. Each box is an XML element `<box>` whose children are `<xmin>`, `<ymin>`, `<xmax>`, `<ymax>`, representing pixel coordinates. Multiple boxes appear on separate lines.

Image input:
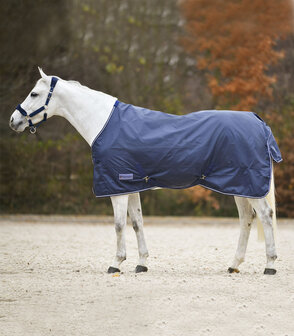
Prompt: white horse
<box><xmin>10</xmin><ymin>68</ymin><xmax>278</xmax><ymax>275</ymax></box>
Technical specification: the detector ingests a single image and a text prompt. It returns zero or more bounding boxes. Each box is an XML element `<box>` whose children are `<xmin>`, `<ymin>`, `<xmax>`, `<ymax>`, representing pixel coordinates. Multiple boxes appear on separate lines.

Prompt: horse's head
<box><xmin>10</xmin><ymin>67</ymin><xmax>59</xmax><ymax>133</ymax></box>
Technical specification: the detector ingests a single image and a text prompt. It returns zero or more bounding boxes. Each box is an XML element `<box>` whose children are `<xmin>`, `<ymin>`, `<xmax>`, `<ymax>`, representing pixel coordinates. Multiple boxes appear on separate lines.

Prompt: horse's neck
<box><xmin>56</xmin><ymin>81</ymin><xmax>117</xmax><ymax>146</ymax></box>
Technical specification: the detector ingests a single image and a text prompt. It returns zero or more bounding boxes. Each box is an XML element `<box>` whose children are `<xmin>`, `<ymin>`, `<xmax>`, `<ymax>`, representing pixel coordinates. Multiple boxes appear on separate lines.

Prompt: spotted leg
<box><xmin>228</xmin><ymin>196</ymin><xmax>255</xmax><ymax>274</ymax></box>
<box><xmin>248</xmin><ymin>198</ymin><xmax>277</xmax><ymax>274</ymax></box>
<box><xmin>108</xmin><ymin>194</ymin><xmax>129</xmax><ymax>273</ymax></box>
<box><xmin>127</xmin><ymin>193</ymin><xmax>149</xmax><ymax>273</ymax></box>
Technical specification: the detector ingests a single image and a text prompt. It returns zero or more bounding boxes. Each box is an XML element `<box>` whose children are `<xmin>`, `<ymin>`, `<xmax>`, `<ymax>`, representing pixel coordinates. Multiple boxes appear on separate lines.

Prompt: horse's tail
<box><xmin>257</xmin><ymin>162</ymin><xmax>277</xmax><ymax>241</ymax></box>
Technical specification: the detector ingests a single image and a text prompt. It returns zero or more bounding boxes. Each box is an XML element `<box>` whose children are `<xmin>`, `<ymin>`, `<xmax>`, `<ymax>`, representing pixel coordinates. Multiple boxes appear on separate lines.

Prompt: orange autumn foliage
<box><xmin>181</xmin><ymin>186</ymin><xmax>220</xmax><ymax>211</ymax></box>
<box><xmin>181</xmin><ymin>0</ymin><xmax>292</xmax><ymax>110</ymax></box>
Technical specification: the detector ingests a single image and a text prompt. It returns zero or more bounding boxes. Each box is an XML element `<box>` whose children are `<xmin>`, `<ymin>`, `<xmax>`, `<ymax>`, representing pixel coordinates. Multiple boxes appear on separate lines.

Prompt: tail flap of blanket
<box><xmin>268</xmin><ymin>132</ymin><xmax>282</xmax><ymax>163</ymax></box>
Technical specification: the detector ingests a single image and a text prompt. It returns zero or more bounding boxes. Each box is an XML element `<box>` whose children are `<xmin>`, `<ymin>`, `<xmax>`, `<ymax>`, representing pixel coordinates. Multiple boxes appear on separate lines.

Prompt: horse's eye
<box><xmin>30</xmin><ymin>92</ymin><xmax>38</xmax><ymax>97</ymax></box>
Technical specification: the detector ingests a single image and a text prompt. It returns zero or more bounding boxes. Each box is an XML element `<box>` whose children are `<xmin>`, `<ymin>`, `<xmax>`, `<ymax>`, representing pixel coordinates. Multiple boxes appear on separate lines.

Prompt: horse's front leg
<box><xmin>128</xmin><ymin>193</ymin><xmax>149</xmax><ymax>273</ymax></box>
<box><xmin>108</xmin><ymin>194</ymin><xmax>129</xmax><ymax>273</ymax></box>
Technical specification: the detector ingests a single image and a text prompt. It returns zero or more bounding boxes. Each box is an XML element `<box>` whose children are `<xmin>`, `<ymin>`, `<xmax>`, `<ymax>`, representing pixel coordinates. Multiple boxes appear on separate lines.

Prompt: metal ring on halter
<box><xmin>29</xmin><ymin>126</ymin><xmax>37</xmax><ymax>134</ymax></box>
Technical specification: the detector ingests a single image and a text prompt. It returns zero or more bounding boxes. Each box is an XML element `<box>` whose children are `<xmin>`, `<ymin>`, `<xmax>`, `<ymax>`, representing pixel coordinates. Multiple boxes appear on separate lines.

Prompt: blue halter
<box><xmin>16</xmin><ymin>77</ymin><xmax>59</xmax><ymax>134</ymax></box>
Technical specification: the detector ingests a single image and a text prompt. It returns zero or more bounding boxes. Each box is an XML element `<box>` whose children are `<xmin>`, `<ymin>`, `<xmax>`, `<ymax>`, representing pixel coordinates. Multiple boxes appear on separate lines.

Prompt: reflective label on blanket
<box><xmin>119</xmin><ymin>174</ymin><xmax>134</xmax><ymax>180</ymax></box>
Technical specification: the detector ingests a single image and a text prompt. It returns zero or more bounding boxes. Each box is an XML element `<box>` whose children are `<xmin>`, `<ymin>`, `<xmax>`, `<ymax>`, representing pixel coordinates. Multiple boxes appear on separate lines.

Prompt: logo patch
<box><xmin>119</xmin><ymin>173</ymin><xmax>133</xmax><ymax>180</ymax></box>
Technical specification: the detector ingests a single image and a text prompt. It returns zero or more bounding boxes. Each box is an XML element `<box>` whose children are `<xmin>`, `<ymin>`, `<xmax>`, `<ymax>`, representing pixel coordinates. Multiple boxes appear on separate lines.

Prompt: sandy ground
<box><xmin>0</xmin><ymin>215</ymin><xmax>294</xmax><ymax>336</ymax></box>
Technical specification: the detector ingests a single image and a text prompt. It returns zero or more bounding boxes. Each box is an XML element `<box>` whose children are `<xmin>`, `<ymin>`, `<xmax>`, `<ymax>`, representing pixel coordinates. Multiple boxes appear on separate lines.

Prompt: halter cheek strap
<box><xmin>16</xmin><ymin>76</ymin><xmax>58</xmax><ymax>134</ymax></box>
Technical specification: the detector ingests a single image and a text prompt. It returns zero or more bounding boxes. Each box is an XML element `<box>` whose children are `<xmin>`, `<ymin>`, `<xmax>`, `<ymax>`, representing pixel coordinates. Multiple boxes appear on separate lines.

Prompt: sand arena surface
<box><xmin>0</xmin><ymin>216</ymin><xmax>294</xmax><ymax>336</ymax></box>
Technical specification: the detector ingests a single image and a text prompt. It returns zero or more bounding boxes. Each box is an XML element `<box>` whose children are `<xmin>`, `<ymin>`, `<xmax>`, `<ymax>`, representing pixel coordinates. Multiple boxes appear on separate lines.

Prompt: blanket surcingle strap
<box><xmin>91</xmin><ymin>101</ymin><xmax>282</xmax><ymax>198</ymax></box>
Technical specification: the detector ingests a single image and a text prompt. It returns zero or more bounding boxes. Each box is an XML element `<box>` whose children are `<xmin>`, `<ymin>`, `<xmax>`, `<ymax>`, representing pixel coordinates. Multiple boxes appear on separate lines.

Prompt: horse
<box><xmin>10</xmin><ymin>67</ymin><xmax>281</xmax><ymax>275</ymax></box>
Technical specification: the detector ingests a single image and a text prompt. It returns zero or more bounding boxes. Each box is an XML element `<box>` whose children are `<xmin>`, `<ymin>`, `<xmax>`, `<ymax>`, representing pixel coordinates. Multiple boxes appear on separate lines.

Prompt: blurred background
<box><xmin>0</xmin><ymin>0</ymin><xmax>293</xmax><ymax>217</ymax></box>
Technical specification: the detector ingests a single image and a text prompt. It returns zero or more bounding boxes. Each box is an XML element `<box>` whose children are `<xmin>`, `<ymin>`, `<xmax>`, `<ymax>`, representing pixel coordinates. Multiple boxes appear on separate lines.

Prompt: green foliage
<box><xmin>105</xmin><ymin>63</ymin><xmax>124</xmax><ymax>74</ymax></box>
<box><xmin>0</xmin><ymin>135</ymin><xmax>112</xmax><ymax>214</ymax></box>
<box><xmin>70</xmin><ymin>0</ymin><xmax>199</xmax><ymax>112</ymax></box>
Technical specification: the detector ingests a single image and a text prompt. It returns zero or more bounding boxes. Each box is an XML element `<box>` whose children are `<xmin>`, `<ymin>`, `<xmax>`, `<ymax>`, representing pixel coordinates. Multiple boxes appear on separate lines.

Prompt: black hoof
<box><xmin>107</xmin><ymin>266</ymin><xmax>120</xmax><ymax>274</ymax></box>
<box><xmin>264</xmin><ymin>268</ymin><xmax>276</xmax><ymax>275</ymax></box>
<box><xmin>228</xmin><ymin>267</ymin><xmax>240</xmax><ymax>274</ymax></box>
<box><xmin>135</xmin><ymin>265</ymin><xmax>148</xmax><ymax>273</ymax></box>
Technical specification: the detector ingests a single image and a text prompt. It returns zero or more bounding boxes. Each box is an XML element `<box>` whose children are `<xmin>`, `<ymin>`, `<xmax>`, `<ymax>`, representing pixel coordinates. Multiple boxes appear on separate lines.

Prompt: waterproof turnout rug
<box><xmin>92</xmin><ymin>101</ymin><xmax>282</xmax><ymax>198</ymax></box>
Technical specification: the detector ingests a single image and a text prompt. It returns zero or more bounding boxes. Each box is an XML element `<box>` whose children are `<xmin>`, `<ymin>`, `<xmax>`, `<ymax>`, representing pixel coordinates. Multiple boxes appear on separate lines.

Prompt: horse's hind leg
<box><xmin>128</xmin><ymin>193</ymin><xmax>149</xmax><ymax>273</ymax></box>
<box><xmin>108</xmin><ymin>194</ymin><xmax>129</xmax><ymax>273</ymax></box>
<box><xmin>248</xmin><ymin>198</ymin><xmax>277</xmax><ymax>275</ymax></box>
<box><xmin>228</xmin><ymin>196</ymin><xmax>254</xmax><ymax>273</ymax></box>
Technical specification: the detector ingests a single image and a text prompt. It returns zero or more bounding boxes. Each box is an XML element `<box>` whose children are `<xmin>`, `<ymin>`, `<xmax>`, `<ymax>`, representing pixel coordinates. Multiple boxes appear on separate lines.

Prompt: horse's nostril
<box><xmin>11</xmin><ymin>117</ymin><xmax>14</xmax><ymax>123</ymax></box>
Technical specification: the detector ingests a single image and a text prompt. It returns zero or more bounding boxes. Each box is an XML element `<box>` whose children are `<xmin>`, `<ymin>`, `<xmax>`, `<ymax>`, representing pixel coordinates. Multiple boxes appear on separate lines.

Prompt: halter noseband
<box><xmin>16</xmin><ymin>77</ymin><xmax>59</xmax><ymax>134</ymax></box>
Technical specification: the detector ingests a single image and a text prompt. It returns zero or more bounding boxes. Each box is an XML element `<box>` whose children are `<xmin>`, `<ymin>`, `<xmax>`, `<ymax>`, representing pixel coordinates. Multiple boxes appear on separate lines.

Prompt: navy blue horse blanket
<box><xmin>92</xmin><ymin>101</ymin><xmax>282</xmax><ymax>198</ymax></box>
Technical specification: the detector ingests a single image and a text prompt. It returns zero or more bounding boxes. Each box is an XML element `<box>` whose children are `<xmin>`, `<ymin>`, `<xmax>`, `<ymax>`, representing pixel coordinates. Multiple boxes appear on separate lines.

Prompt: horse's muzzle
<box><xmin>9</xmin><ymin>116</ymin><xmax>24</xmax><ymax>132</ymax></box>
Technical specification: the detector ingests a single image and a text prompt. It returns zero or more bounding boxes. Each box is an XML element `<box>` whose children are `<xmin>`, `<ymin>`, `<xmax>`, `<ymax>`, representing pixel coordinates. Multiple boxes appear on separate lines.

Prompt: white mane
<box><xmin>67</xmin><ymin>80</ymin><xmax>82</xmax><ymax>87</ymax></box>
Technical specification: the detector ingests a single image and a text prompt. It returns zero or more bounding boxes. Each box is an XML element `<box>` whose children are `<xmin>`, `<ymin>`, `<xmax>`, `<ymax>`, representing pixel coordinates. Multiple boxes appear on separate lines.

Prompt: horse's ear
<box><xmin>38</xmin><ymin>67</ymin><xmax>49</xmax><ymax>80</ymax></box>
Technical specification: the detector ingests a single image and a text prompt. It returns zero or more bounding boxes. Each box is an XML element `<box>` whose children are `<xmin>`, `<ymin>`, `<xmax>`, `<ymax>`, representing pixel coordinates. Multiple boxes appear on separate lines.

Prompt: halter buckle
<box><xmin>29</xmin><ymin>126</ymin><xmax>37</xmax><ymax>134</ymax></box>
